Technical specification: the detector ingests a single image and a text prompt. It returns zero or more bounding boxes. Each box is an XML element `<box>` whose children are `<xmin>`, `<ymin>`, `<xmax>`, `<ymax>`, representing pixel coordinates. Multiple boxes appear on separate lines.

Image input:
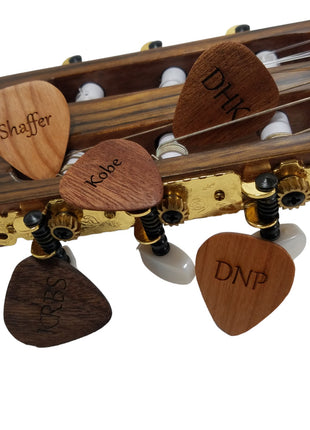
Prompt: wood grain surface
<box><xmin>173</xmin><ymin>42</ymin><xmax>279</xmax><ymax>147</ymax></box>
<box><xmin>59</xmin><ymin>139</ymin><xmax>163</xmax><ymax>211</ymax></box>
<box><xmin>4</xmin><ymin>256</ymin><xmax>112</xmax><ymax>347</ymax></box>
<box><xmin>195</xmin><ymin>232</ymin><xmax>295</xmax><ymax>335</ymax></box>
<box><xmin>0</xmin><ymin>22</ymin><xmax>309</xmax><ymax>211</ymax></box>
<box><xmin>0</xmin><ymin>81</ymin><xmax>70</xmax><ymax>179</ymax></box>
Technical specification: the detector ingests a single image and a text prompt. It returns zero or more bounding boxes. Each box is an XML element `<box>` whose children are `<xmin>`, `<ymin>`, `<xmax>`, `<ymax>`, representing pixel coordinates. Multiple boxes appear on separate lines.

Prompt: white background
<box><xmin>0</xmin><ymin>1</ymin><xmax>309</xmax><ymax>429</ymax></box>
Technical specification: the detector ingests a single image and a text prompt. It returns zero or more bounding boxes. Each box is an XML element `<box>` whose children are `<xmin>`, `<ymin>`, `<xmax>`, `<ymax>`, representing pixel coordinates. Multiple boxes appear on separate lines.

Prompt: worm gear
<box><xmin>158</xmin><ymin>193</ymin><xmax>189</xmax><ymax>226</ymax></box>
<box><xmin>277</xmin><ymin>176</ymin><xmax>310</xmax><ymax>209</ymax></box>
<box><xmin>48</xmin><ymin>211</ymin><xmax>80</xmax><ymax>241</ymax></box>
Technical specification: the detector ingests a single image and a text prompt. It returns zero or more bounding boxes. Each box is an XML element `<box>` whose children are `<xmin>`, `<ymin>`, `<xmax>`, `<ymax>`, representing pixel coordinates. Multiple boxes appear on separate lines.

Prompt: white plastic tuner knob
<box><xmin>159</xmin><ymin>67</ymin><xmax>186</xmax><ymax>87</ymax></box>
<box><xmin>138</xmin><ymin>242</ymin><xmax>195</xmax><ymax>284</ymax></box>
<box><xmin>156</xmin><ymin>133</ymin><xmax>188</xmax><ymax>159</ymax></box>
<box><xmin>75</xmin><ymin>82</ymin><xmax>104</xmax><ymax>102</ymax></box>
<box><xmin>253</xmin><ymin>223</ymin><xmax>306</xmax><ymax>259</ymax></box>
<box><xmin>260</xmin><ymin>111</ymin><xmax>292</xmax><ymax>140</ymax></box>
<box><xmin>63</xmin><ymin>245</ymin><xmax>77</xmax><ymax>268</ymax></box>
<box><xmin>256</xmin><ymin>50</ymin><xmax>280</xmax><ymax>68</ymax></box>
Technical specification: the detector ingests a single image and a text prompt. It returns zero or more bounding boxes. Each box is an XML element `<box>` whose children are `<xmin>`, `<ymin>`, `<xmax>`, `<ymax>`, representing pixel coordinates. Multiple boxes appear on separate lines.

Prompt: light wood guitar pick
<box><xmin>195</xmin><ymin>233</ymin><xmax>295</xmax><ymax>335</ymax></box>
<box><xmin>173</xmin><ymin>42</ymin><xmax>279</xmax><ymax>148</ymax></box>
<box><xmin>0</xmin><ymin>80</ymin><xmax>70</xmax><ymax>179</ymax></box>
<box><xmin>59</xmin><ymin>139</ymin><xmax>163</xmax><ymax>211</ymax></box>
<box><xmin>4</xmin><ymin>256</ymin><xmax>112</xmax><ymax>347</ymax></box>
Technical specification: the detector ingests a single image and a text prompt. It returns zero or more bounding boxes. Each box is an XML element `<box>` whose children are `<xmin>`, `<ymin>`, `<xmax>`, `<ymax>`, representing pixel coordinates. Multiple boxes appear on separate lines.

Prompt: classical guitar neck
<box><xmin>1</xmin><ymin>20</ymin><xmax>310</xmax><ymax>246</ymax></box>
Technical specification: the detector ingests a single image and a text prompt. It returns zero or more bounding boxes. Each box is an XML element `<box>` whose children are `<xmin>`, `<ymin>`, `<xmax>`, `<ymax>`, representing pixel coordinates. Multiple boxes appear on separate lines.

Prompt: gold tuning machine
<box><xmin>46</xmin><ymin>200</ymin><xmax>82</xmax><ymax>241</ymax></box>
<box><xmin>158</xmin><ymin>185</ymin><xmax>189</xmax><ymax>226</ymax></box>
<box><xmin>274</xmin><ymin>161</ymin><xmax>310</xmax><ymax>210</ymax></box>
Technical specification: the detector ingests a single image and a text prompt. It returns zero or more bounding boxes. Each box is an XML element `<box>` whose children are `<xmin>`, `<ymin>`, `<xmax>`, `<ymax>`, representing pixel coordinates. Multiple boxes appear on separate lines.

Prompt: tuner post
<box><xmin>130</xmin><ymin>207</ymin><xmax>170</xmax><ymax>256</ymax></box>
<box><xmin>255</xmin><ymin>173</ymin><xmax>280</xmax><ymax>241</ymax></box>
<box><xmin>24</xmin><ymin>210</ymin><xmax>70</xmax><ymax>262</ymax></box>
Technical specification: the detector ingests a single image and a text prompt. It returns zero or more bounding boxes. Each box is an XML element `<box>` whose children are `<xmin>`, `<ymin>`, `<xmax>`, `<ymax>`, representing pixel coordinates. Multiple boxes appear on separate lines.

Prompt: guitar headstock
<box><xmin>1</xmin><ymin>20</ymin><xmax>310</xmax><ymax>345</ymax></box>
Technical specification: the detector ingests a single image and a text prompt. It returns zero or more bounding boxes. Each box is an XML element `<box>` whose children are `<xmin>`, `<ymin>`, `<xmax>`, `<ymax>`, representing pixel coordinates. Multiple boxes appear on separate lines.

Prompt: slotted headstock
<box><xmin>0</xmin><ymin>20</ymin><xmax>310</xmax><ymax>344</ymax></box>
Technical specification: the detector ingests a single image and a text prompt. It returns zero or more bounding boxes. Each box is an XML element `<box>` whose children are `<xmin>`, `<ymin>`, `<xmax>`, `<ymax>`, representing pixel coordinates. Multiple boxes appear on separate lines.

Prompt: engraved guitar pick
<box><xmin>4</xmin><ymin>256</ymin><xmax>112</xmax><ymax>347</ymax></box>
<box><xmin>0</xmin><ymin>80</ymin><xmax>70</xmax><ymax>179</ymax></box>
<box><xmin>173</xmin><ymin>42</ymin><xmax>279</xmax><ymax>149</ymax></box>
<box><xmin>59</xmin><ymin>139</ymin><xmax>163</xmax><ymax>211</ymax></box>
<box><xmin>195</xmin><ymin>233</ymin><xmax>295</xmax><ymax>335</ymax></box>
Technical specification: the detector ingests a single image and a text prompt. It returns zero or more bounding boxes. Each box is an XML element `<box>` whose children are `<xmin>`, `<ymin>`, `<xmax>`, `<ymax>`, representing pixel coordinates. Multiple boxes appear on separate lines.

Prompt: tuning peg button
<box><xmin>138</xmin><ymin>242</ymin><xmax>195</xmax><ymax>284</ymax></box>
<box><xmin>63</xmin><ymin>246</ymin><xmax>77</xmax><ymax>268</ymax></box>
<box><xmin>256</xmin><ymin>50</ymin><xmax>280</xmax><ymax>68</ymax></box>
<box><xmin>75</xmin><ymin>82</ymin><xmax>104</xmax><ymax>102</ymax></box>
<box><xmin>260</xmin><ymin>111</ymin><xmax>292</xmax><ymax>140</ymax></box>
<box><xmin>253</xmin><ymin>223</ymin><xmax>306</xmax><ymax>260</ymax></box>
<box><xmin>156</xmin><ymin>133</ymin><xmax>188</xmax><ymax>159</ymax></box>
<box><xmin>159</xmin><ymin>67</ymin><xmax>186</xmax><ymax>88</ymax></box>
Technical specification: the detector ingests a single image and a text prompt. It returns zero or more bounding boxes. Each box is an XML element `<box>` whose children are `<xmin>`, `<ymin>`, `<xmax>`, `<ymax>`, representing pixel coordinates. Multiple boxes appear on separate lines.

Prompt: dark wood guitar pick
<box><xmin>59</xmin><ymin>139</ymin><xmax>163</xmax><ymax>211</ymax></box>
<box><xmin>173</xmin><ymin>42</ymin><xmax>279</xmax><ymax>149</ymax></box>
<box><xmin>0</xmin><ymin>80</ymin><xmax>70</xmax><ymax>179</ymax></box>
<box><xmin>195</xmin><ymin>233</ymin><xmax>295</xmax><ymax>335</ymax></box>
<box><xmin>4</xmin><ymin>256</ymin><xmax>112</xmax><ymax>347</ymax></box>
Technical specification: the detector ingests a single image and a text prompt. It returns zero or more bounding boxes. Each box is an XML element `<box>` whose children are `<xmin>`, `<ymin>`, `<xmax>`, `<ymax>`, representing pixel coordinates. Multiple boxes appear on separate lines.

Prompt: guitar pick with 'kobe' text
<box><xmin>59</xmin><ymin>138</ymin><xmax>163</xmax><ymax>212</ymax></box>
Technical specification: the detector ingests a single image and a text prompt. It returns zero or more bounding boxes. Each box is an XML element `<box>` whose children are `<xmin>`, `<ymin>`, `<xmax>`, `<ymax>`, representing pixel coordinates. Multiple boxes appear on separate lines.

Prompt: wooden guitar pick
<box><xmin>0</xmin><ymin>80</ymin><xmax>70</xmax><ymax>179</ymax></box>
<box><xmin>173</xmin><ymin>42</ymin><xmax>279</xmax><ymax>148</ymax></box>
<box><xmin>4</xmin><ymin>256</ymin><xmax>112</xmax><ymax>347</ymax></box>
<box><xmin>195</xmin><ymin>233</ymin><xmax>295</xmax><ymax>335</ymax></box>
<box><xmin>59</xmin><ymin>139</ymin><xmax>163</xmax><ymax>211</ymax></box>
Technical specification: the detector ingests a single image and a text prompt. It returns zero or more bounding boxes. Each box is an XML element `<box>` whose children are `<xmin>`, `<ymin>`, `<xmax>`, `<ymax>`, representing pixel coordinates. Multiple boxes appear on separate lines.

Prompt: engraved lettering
<box><xmin>225</xmin><ymin>98</ymin><xmax>250</xmax><ymax>120</ymax></box>
<box><xmin>201</xmin><ymin>67</ymin><xmax>251</xmax><ymax>119</ymax></box>
<box><xmin>252</xmin><ymin>272</ymin><xmax>268</xmax><ymax>290</ymax></box>
<box><xmin>85</xmin><ymin>159</ymin><xmax>122</xmax><ymax>188</ymax></box>
<box><xmin>215</xmin><ymin>260</ymin><xmax>233</xmax><ymax>281</ymax></box>
<box><xmin>99</xmin><ymin>164</ymin><xmax>115</xmax><ymax>174</ymax></box>
<box><xmin>232</xmin><ymin>266</ymin><xmax>253</xmax><ymax>287</ymax></box>
<box><xmin>40</xmin><ymin>305</ymin><xmax>62</xmax><ymax>330</ymax></box>
<box><xmin>202</xmin><ymin>67</ymin><xmax>225</xmax><ymax>90</ymax></box>
<box><xmin>0</xmin><ymin>123</ymin><xmax>9</xmax><ymax>139</ymax></box>
<box><xmin>0</xmin><ymin>111</ymin><xmax>52</xmax><ymax>140</ymax></box>
<box><xmin>45</xmin><ymin>115</ymin><xmax>52</xmax><ymax>125</ymax></box>
<box><xmin>113</xmin><ymin>159</ymin><xmax>121</xmax><ymax>166</ymax></box>
<box><xmin>37</xmin><ymin>276</ymin><xmax>67</xmax><ymax>333</ymax></box>
<box><xmin>98</xmin><ymin>170</ymin><xmax>108</xmax><ymax>180</ymax></box>
<box><xmin>215</xmin><ymin>260</ymin><xmax>268</xmax><ymax>290</ymax></box>
<box><xmin>85</xmin><ymin>175</ymin><xmax>103</xmax><ymax>188</ymax></box>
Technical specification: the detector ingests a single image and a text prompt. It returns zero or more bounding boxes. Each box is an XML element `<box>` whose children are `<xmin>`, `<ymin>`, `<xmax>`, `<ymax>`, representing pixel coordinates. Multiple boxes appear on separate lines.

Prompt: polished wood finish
<box><xmin>0</xmin><ymin>21</ymin><xmax>309</xmax><ymax>212</ymax></box>
<box><xmin>0</xmin><ymin>81</ymin><xmax>70</xmax><ymax>179</ymax></box>
<box><xmin>173</xmin><ymin>42</ymin><xmax>279</xmax><ymax>147</ymax></box>
<box><xmin>4</xmin><ymin>256</ymin><xmax>112</xmax><ymax>347</ymax></box>
<box><xmin>195</xmin><ymin>233</ymin><xmax>295</xmax><ymax>335</ymax></box>
<box><xmin>59</xmin><ymin>139</ymin><xmax>163</xmax><ymax>211</ymax></box>
<box><xmin>0</xmin><ymin>21</ymin><xmax>309</xmax><ymax>346</ymax></box>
